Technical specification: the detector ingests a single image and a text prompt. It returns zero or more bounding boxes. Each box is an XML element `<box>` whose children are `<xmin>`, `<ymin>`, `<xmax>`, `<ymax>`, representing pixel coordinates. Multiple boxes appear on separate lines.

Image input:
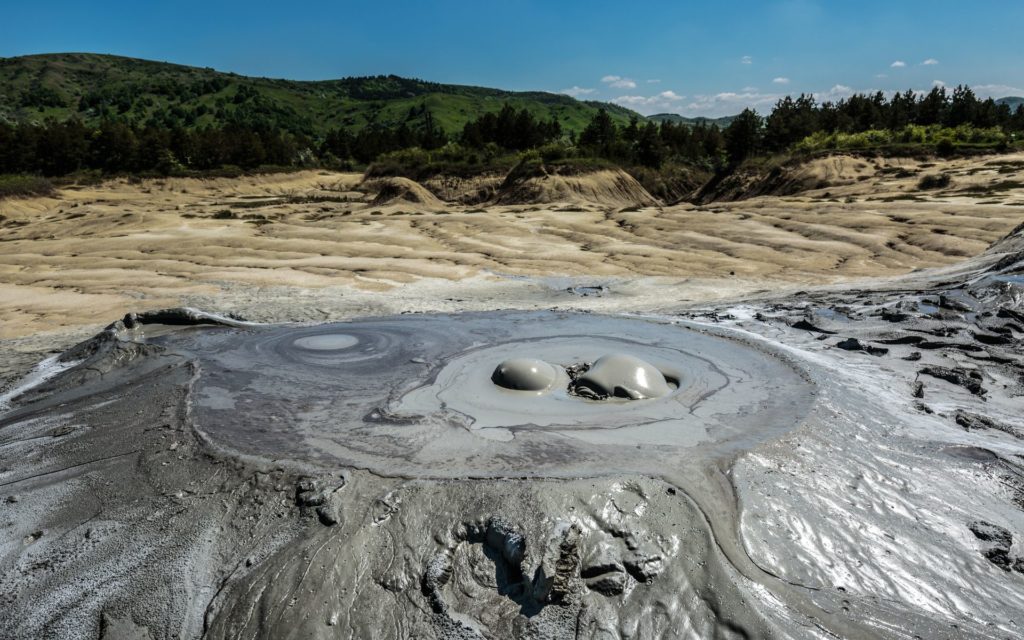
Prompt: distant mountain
<box><xmin>0</xmin><ymin>53</ymin><xmax>642</xmax><ymax>136</ymax></box>
<box><xmin>996</xmin><ymin>96</ymin><xmax>1024</xmax><ymax>111</ymax></box>
<box><xmin>647</xmin><ymin>113</ymin><xmax>737</xmax><ymax>128</ymax></box>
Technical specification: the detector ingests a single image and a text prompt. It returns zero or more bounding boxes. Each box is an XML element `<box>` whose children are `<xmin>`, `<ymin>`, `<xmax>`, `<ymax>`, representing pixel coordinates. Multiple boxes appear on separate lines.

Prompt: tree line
<box><xmin>0</xmin><ymin>119</ymin><xmax>309</xmax><ymax>175</ymax></box>
<box><xmin>723</xmin><ymin>85</ymin><xmax>1024</xmax><ymax>164</ymax></box>
<box><xmin>1</xmin><ymin>85</ymin><xmax>1022</xmax><ymax>178</ymax></box>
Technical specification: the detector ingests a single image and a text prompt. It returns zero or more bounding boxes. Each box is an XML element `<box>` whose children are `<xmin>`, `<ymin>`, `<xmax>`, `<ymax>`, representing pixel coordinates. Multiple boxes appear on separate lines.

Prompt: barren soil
<box><xmin>1</xmin><ymin>153</ymin><xmax>1021</xmax><ymax>347</ymax></box>
<box><xmin>1</xmin><ymin>153</ymin><xmax>1023</xmax><ymax>639</ymax></box>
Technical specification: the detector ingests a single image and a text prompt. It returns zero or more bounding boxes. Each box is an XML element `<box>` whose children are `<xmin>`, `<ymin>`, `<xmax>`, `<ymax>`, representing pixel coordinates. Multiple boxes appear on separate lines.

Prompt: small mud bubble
<box><xmin>293</xmin><ymin>334</ymin><xmax>359</xmax><ymax>350</ymax></box>
<box><xmin>574</xmin><ymin>353</ymin><xmax>673</xmax><ymax>400</ymax></box>
<box><xmin>491</xmin><ymin>358</ymin><xmax>559</xmax><ymax>392</ymax></box>
<box><xmin>567</xmin><ymin>284</ymin><xmax>607</xmax><ymax>297</ymax></box>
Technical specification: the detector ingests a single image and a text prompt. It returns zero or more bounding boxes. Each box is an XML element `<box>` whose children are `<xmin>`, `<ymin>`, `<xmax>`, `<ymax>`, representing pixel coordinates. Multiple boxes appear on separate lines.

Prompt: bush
<box><xmin>366</xmin><ymin>145</ymin><xmax>521</xmax><ymax>181</ymax></box>
<box><xmin>794</xmin><ymin>124</ymin><xmax>1007</xmax><ymax>154</ymax></box>
<box><xmin>918</xmin><ymin>173</ymin><xmax>951</xmax><ymax>190</ymax></box>
<box><xmin>0</xmin><ymin>174</ymin><xmax>55</xmax><ymax>199</ymax></box>
<box><xmin>538</xmin><ymin>142</ymin><xmax>569</xmax><ymax>162</ymax></box>
<box><xmin>627</xmin><ymin>163</ymin><xmax>710</xmax><ymax>202</ymax></box>
<box><xmin>365</xmin><ymin>148</ymin><xmax>432</xmax><ymax>179</ymax></box>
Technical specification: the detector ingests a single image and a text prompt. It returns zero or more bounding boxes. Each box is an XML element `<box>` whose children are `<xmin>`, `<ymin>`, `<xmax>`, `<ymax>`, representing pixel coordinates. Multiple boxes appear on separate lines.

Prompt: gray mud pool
<box><xmin>165</xmin><ymin>311</ymin><xmax>815</xmax><ymax>477</ymax></box>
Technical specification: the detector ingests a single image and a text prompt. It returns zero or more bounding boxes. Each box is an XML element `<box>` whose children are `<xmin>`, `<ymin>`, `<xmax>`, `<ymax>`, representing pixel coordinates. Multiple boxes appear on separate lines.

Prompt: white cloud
<box><xmin>974</xmin><ymin>84</ymin><xmax>1024</xmax><ymax>97</ymax></box>
<box><xmin>875</xmin><ymin>73</ymin><xmax>888</xmax><ymax>79</ymax></box>
<box><xmin>772</xmin><ymin>77</ymin><xmax>790</xmax><ymax>85</ymax></box>
<box><xmin>610</xmin><ymin>90</ymin><xmax>686</xmax><ymax>115</ymax></box>
<box><xmin>679</xmin><ymin>90</ymin><xmax>782</xmax><ymax>117</ymax></box>
<box><xmin>612</xmin><ymin>96</ymin><xmax>646</xmax><ymax>106</ymax></box>
<box><xmin>813</xmin><ymin>84</ymin><xmax>855</xmax><ymax>103</ymax></box>
<box><xmin>646</xmin><ymin>79</ymin><xmax>661</xmax><ymax>84</ymax></box>
<box><xmin>560</xmin><ymin>86</ymin><xmax>595</xmax><ymax>98</ymax></box>
<box><xmin>932</xmin><ymin>80</ymin><xmax>946</xmax><ymax>88</ymax></box>
<box><xmin>922</xmin><ymin>58</ymin><xmax>939</xmax><ymax>65</ymax></box>
<box><xmin>601</xmin><ymin>75</ymin><xmax>637</xmax><ymax>89</ymax></box>
<box><xmin>741</xmin><ymin>55</ymin><xmax>753</xmax><ymax>64</ymax></box>
<box><xmin>890</xmin><ymin>60</ymin><xmax>906</xmax><ymax>68</ymax></box>
<box><xmin>742</xmin><ymin>86</ymin><xmax>759</xmax><ymax>92</ymax></box>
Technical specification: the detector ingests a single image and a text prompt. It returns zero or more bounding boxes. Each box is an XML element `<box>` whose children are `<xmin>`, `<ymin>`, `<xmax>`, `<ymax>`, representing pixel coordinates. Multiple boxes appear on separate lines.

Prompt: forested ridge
<box><xmin>1</xmin><ymin>53</ymin><xmax>1023</xmax><ymax>199</ymax></box>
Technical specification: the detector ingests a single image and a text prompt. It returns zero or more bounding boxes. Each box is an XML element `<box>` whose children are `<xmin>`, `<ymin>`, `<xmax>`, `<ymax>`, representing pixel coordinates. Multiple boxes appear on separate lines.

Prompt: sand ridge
<box><xmin>495</xmin><ymin>167</ymin><xmax>659</xmax><ymax>207</ymax></box>
<box><xmin>1</xmin><ymin>154</ymin><xmax>1022</xmax><ymax>340</ymax></box>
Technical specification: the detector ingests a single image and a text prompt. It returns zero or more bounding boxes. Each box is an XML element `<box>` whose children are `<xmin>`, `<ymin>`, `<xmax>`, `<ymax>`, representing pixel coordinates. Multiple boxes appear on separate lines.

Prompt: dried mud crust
<box><xmin>5</xmin><ymin>154</ymin><xmax>1023</xmax><ymax>343</ymax></box>
<box><xmin>0</xmin><ymin>311</ymin><xmax>786</xmax><ymax>639</ymax></box>
<box><xmin>0</xmin><ymin>337</ymin><xmax>305</xmax><ymax>639</ymax></box>
<box><xmin>207</xmin><ymin>477</ymin><xmax>785</xmax><ymax>639</ymax></box>
<box><xmin>495</xmin><ymin>167</ymin><xmax>659</xmax><ymax>208</ymax></box>
<box><xmin>680</xmin><ymin>230</ymin><xmax>1024</xmax><ymax>638</ymax></box>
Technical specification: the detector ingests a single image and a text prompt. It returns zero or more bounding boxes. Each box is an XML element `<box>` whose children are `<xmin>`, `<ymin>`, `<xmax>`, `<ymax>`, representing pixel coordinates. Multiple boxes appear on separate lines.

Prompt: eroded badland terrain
<box><xmin>1</xmin><ymin>153</ymin><xmax>1024</xmax><ymax>639</ymax></box>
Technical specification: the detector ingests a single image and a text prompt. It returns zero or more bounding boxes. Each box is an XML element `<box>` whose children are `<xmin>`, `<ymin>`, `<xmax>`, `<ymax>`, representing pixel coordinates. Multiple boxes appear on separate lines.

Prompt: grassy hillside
<box><xmin>0</xmin><ymin>53</ymin><xmax>642</xmax><ymax>136</ymax></box>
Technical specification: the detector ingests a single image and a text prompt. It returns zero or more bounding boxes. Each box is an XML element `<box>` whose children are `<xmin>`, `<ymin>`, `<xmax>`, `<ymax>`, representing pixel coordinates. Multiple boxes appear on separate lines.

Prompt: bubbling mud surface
<box><xmin>159</xmin><ymin>311</ymin><xmax>816</xmax><ymax>477</ymax></box>
<box><xmin>574</xmin><ymin>353</ymin><xmax>674</xmax><ymax>399</ymax></box>
<box><xmin>491</xmin><ymin>358</ymin><xmax>561</xmax><ymax>392</ymax></box>
<box><xmin>292</xmin><ymin>333</ymin><xmax>359</xmax><ymax>350</ymax></box>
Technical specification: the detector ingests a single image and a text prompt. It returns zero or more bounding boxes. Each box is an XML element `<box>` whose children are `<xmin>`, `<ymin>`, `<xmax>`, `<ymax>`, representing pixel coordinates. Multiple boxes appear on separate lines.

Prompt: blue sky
<box><xmin>2</xmin><ymin>1</ymin><xmax>1022</xmax><ymax>116</ymax></box>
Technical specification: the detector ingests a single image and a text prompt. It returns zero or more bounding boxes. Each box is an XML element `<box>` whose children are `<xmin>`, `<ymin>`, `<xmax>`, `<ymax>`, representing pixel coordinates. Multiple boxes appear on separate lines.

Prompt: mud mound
<box><xmin>694</xmin><ymin>155</ymin><xmax>874</xmax><ymax>204</ymax></box>
<box><xmin>496</xmin><ymin>167</ymin><xmax>659</xmax><ymax>208</ymax></box>
<box><xmin>422</xmin><ymin>173</ymin><xmax>505</xmax><ymax>205</ymax></box>
<box><xmin>179</xmin><ymin>312</ymin><xmax>813</xmax><ymax>477</ymax></box>
<box><xmin>365</xmin><ymin>177</ymin><xmax>445</xmax><ymax>208</ymax></box>
<box><xmin>691</xmin><ymin>154</ymin><xmax>930</xmax><ymax>204</ymax></box>
<box><xmin>985</xmin><ymin>220</ymin><xmax>1024</xmax><ymax>272</ymax></box>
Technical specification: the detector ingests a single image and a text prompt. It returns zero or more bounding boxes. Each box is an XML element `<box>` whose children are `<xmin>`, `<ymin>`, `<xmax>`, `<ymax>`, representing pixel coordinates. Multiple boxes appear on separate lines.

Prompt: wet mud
<box><xmin>165</xmin><ymin>312</ymin><xmax>815</xmax><ymax>477</ymax></box>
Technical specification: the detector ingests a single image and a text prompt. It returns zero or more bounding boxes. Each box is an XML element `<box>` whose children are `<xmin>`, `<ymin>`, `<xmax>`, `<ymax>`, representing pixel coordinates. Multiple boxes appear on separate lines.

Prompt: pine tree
<box><xmin>724</xmin><ymin>109</ymin><xmax>762</xmax><ymax>165</ymax></box>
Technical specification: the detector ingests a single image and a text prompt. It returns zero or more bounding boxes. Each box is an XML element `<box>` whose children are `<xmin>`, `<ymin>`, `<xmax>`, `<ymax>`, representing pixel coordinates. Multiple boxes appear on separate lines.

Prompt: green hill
<box><xmin>0</xmin><ymin>53</ymin><xmax>642</xmax><ymax>137</ymax></box>
<box><xmin>996</xmin><ymin>96</ymin><xmax>1024</xmax><ymax>111</ymax></box>
<box><xmin>647</xmin><ymin>113</ymin><xmax>736</xmax><ymax>128</ymax></box>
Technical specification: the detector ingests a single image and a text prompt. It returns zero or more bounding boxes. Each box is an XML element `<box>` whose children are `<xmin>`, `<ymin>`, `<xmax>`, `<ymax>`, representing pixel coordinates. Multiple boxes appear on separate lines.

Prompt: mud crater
<box><xmin>150</xmin><ymin>311</ymin><xmax>815</xmax><ymax>478</ymax></box>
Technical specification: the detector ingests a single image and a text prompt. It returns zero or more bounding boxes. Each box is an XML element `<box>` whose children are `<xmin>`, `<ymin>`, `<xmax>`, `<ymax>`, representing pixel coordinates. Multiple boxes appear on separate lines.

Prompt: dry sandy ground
<box><xmin>0</xmin><ymin>153</ymin><xmax>1021</xmax><ymax>354</ymax></box>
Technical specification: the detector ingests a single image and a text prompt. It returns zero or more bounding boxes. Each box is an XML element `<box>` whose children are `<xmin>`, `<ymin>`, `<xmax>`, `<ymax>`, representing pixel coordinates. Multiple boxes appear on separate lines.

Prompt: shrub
<box><xmin>366</xmin><ymin>145</ymin><xmax>523</xmax><ymax>181</ymax></box>
<box><xmin>935</xmin><ymin>139</ymin><xmax>955</xmax><ymax>157</ymax></box>
<box><xmin>365</xmin><ymin>148</ymin><xmax>432</xmax><ymax>179</ymax></box>
<box><xmin>0</xmin><ymin>174</ymin><xmax>55</xmax><ymax>199</ymax></box>
<box><xmin>794</xmin><ymin>125</ymin><xmax>1006</xmax><ymax>155</ymax></box>
<box><xmin>918</xmin><ymin>173</ymin><xmax>951</xmax><ymax>190</ymax></box>
<box><xmin>538</xmin><ymin>142</ymin><xmax>569</xmax><ymax>162</ymax></box>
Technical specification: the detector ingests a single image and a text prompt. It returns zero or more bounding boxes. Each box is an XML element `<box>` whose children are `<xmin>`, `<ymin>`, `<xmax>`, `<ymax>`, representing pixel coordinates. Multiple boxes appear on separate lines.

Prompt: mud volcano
<box><xmin>159</xmin><ymin>311</ymin><xmax>814</xmax><ymax>477</ymax></box>
<box><xmin>572</xmin><ymin>353</ymin><xmax>675</xmax><ymax>399</ymax></box>
<box><xmin>491</xmin><ymin>358</ymin><xmax>561</xmax><ymax>392</ymax></box>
